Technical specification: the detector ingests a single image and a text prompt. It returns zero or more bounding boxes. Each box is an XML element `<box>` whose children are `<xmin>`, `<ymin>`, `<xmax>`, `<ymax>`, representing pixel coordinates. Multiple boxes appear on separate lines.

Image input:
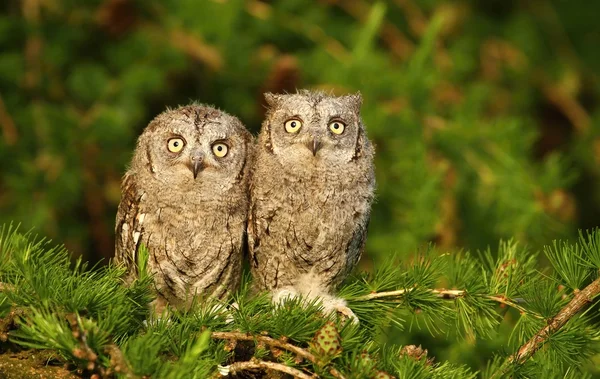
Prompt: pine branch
<box><xmin>355</xmin><ymin>288</ymin><xmax>411</xmax><ymax>300</ymax></box>
<box><xmin>493</xmin><ymin>275</ymin><xmax>600</xmax><ymax>377</ymax></box>
<box><xmin>212</xmin><ymin>331</ymin><xmax>346</xmax><ymax>379</ymax></box>
<box><xmin>225</xmin><ymin>359</ymin><xmax>313</xmax><ymax>378</ymax></box>
<box><xmin>4</xmin><ymin>225</ymin><xmax>599</xmax><ymax>377</ymax></box>
<box><xmin>355</xmin><ymin>287</ymin><xmax>532</xmax><ymax>316</ymax></box>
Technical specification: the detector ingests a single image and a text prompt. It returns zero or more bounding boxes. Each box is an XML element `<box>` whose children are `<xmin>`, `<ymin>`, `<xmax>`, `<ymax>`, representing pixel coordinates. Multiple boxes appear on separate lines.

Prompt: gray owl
<box><xmin>248</xmin><ymin>90</ymin><xmax>375</xmax><ymax>318</ymax></box>
<box><xmin>115</xmin><ymin>104</ymin><xmax>252</xmax><ymax>312</ymax></box>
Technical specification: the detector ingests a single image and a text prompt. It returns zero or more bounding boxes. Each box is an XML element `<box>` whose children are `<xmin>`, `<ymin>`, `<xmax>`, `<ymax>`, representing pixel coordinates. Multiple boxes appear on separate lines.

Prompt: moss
<box><xmin>0</xmin><ymin>350</ymin><xmax>76</xmax><ymax>379</ymax></box>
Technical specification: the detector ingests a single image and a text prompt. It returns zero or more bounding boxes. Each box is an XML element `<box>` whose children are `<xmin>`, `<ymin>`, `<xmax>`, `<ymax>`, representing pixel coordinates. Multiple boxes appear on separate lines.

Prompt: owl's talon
<box><xmin>217</xmin><ymin>364</ymin><xmax>230</xmax><ymax>376</ymax></box>
<box><xmin>334</xmin><ymin>304</ymin><xmax>359</xmax><ymax>324</ymax></box>
<box><xmin>225</xmin><ymin>301</ymin><xmax>239</xmax><ymax>324</ymax></box>
<box><xmin>142</xmin><ymin>313</ymin><xmax>172</xmax><ymax>328</ymax></box>
<box><xmin>207</xmin><ymin>302</ymin><xmax>238</xmax><ymax>324</ymax></box>
<box><xmin>319</xmin><ymin>295</ymin><xmax>359</xmax><ymax>324</ymax></box>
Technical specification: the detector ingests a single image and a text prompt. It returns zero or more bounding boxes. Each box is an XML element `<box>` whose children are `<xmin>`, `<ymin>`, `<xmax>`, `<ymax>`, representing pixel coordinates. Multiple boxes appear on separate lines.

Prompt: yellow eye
<box><xmin>167</xmin><ymin>138</ymin><xmax>185</xmax><ymax>153</ymax></box>
<box><xmin>329</xmin><ymin>121</ymin><xmax>345</xmax><ymax>135</ymax></box>
<box><xmin>284</xmin><ymin>119</ymin><xmax>302</xmax><ymax>133</ymax></box>
<box><xmin>212</xmin><ymin>143</ymin><xmax>229</xmax><ymax>158</ymax></box>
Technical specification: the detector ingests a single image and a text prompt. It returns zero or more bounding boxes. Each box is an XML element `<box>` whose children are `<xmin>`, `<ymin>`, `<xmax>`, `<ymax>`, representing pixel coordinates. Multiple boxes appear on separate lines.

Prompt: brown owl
<box><xmin>248</xmin><ymin>90</ymin><xmax>375</xmax><ymax>318</ymax></box>
<box><xmin>115</xmin><ymin>104</ymin><xmax>252</xmax><ymax>312</ymax></box>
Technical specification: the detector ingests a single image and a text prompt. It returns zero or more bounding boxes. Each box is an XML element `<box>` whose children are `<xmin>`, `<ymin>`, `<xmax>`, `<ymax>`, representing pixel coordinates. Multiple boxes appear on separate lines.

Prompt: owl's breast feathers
<box><xmin>250</xmin><ymin>166</ymin><xmax>374</xmax><ymax>290</ymax></box>
<box><xmin>114</xmin><ymin>172</ymin><xmax>245</xmax><ymax>302</ymax></box>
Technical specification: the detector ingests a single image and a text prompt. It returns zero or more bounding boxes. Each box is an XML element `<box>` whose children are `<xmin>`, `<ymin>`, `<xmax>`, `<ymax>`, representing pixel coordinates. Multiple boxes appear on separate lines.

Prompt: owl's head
<box><xmin>133</xmin><ymin>104</ymin><xmax>251</xmax><ymax>192</ymax></box>
<box><xmin>262</xmin><ymin>90</ymin><xmax>368</xmax><ymax>175</ymax></box>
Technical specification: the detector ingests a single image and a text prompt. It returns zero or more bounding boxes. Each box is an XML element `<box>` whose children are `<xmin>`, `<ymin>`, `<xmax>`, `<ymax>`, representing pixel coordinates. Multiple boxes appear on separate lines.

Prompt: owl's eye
<box><xmin>284</xmin><ymin>119</ymin><xmax>302</xmax><ymax>133</ymax></box>
<box><xmin>167</xmin><ymin>137</ymin><xmax>185</xmax><ymax>153</ymax></box>
<box><xmin>328</xmin><ymin>121</ymin><xmax>346</xmax><ymax>135</ymax></box>
<box><xmin>212</xmin><ymin>143</ymin><xmax>229</xmax><ymax>158</ymax></box>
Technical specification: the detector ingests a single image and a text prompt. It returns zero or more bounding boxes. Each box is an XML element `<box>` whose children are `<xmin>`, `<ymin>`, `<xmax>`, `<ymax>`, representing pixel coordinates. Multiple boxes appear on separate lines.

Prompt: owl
<box><xmin>115</xmin><ymin>104</ymin><xmax>252</xmax><ymax>312</ymax></box>
<box><xmin>248</xmin><ymin>90</ymin><xmax>375</xmax><ymax>318</ymax></box>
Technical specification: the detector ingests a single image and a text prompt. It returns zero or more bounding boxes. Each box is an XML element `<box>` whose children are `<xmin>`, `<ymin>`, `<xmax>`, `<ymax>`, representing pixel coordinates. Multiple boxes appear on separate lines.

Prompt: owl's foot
<box><xmin>151</xmin><ymin>296</ymin><xmax>169</xmax><ymax>316</ymax></box>
<box><xmin>271</xmin><ymin>288</ymin><xmax>359</xmax><ymax>324</ymax></box>
<box><xmin>223</xmin><ymin>301</ymin><xmax>239</xmax><ymax>324</ymax></box>
<box><xmin>334</xmin><ymin>304</ymin><xmax>359</xmax><ymax>324</ymax></box>
<box><xmin>271</xmin><ymin>287</ymin><xmax>300</xmax><ymax>304</ymax></box>
<box><xmin>202</xmin><ymin>301</ymin><xmax>239</xmax><ymax>324</ymax></box>
<box><xmin>320</xmin><ymin>296</ymin><xmax>359</xmax><ymax>324</ymax></box>
<box><xmin>142</xmin><ymin>297</ymin><xmax>173</xmax><ymax>327</ymax></box>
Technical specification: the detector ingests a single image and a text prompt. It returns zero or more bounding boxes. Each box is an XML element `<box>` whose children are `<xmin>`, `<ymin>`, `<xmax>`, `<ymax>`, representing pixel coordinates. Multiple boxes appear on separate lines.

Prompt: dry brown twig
<box><xmin>212</xmin><ymin>331</ymin><xmax>346</xmax><ymax>379</ymax></box>
<box><xmin>225</xmin><ymin>359</ymin><xmax>313</xmax><ymax>379</ymax></box>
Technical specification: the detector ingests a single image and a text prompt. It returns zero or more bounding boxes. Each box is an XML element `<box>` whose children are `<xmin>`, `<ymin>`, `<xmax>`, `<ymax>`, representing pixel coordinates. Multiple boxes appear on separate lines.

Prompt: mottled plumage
<box><xmin>115</xmin><ymin>104</ymin><xmax>252</xmax><ymax>311</ymax></box>
<box><xmin>248</xmin><ymin>90</ymin><xmax>375</xmax><ymax>316</ymax></box>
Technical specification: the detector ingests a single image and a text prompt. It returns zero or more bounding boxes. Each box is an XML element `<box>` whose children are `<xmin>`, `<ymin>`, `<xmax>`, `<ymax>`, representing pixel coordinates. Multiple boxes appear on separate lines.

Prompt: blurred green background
<box><xmin>2</xmin><ymin>0</ymin><xmax>599</xmax><ymax>263</ymax></box>
<box><xmin>1</xmin><ymin>0</ymin><xmax>600</xmax><ymax>372</ymax></box>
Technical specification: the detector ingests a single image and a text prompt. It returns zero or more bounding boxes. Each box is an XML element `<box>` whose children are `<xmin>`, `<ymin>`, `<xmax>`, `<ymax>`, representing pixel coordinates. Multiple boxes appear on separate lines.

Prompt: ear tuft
<box><xmin>264</xmin><ymin>92</ymin><xmax>283</xmax><ymax>108</ymax></box>
<box><xmin>341</xmin><ymin>92</ymin><xmax>363</xmax><ymax>113</ymax></box>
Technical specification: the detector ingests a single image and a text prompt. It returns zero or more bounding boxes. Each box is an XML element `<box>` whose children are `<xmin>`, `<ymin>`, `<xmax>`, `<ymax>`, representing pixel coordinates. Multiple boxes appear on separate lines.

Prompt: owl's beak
<box><xmin>309</xmin><ymin>137</ymin><xmax>322</xmax><ymax>156</ymax></box>
<box><xmin>190</xmin><ymin>155</ymin><xmax>204</xmax><ymax>179</ymax></box>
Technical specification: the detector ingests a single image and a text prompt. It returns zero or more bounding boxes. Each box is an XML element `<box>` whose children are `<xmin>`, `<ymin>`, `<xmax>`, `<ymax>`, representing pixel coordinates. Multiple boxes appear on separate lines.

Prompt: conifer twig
<box><xmin>355</xmin><ymin>288</ymin><xmax>411</xmax><ymax>300</ymax></box>
<box><xmin>212</xmin><ymin>331</ymin><xmax>346</xmax><ymax>379</ymax></box>
<box><xmin>486</xmin><ymin>295</ymin><xmax>530</xmax><ymax>316</ymax></box>
<box><xmin>509</xmin><ymin>276</ymin><xmax>600</xmax><ymax>363</ymax></box>
<box><xmin>226</xmin><ymin>359</ymin><xmax>313</xmax><ymax>378</ymax></box>
<box><xmin>493</xmin><ymin>276</ymin><xmax>600</xmax><ymax>377</ymax></box>
<box><xmin>355</xmin><ymin>288</ymin><xmax>532</xmax><ymax>315</ymax></box>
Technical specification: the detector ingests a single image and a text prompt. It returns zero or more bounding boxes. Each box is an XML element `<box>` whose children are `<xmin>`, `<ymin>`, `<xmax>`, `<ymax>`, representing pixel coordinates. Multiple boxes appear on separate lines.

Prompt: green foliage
<box><xmin>0</xmin><ymin>225</ymin><xmax>153</xmax><ymax>343</ymax></box>
<box><xmin>1</xmin><ymin>226</ymin><xmax>600</xmax><ymax>377</ymax></box>
<box><xmin>578</xmin><ymin>228</ymin><xmax>600</xmax><ymax>270</ymax></box>
<box><xmin>544</xmin><ymin>239</ymin><xmax>590</xmax><ymax>290</ymax></box>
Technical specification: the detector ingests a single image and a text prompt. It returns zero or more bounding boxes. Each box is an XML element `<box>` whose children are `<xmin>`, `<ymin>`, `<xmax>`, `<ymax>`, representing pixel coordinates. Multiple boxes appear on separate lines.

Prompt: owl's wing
<box><xmin>346</xmin><ymin>212</ymin><xmax>371</xmax><ymax>270</ymax></box>
<box><xmin>247</xmin><ymin>202</ymin><xmax>260</xmax><ymax>267</ymax></box>
<box><xmin>114</xmin><ymin>173</ymin><xmax>146</xmax><ymax>277</ymax></box>
<box><xmin>247</xmin><ymin>197</ymin><xmax>275</xmax><ymax>269</ymax></box>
